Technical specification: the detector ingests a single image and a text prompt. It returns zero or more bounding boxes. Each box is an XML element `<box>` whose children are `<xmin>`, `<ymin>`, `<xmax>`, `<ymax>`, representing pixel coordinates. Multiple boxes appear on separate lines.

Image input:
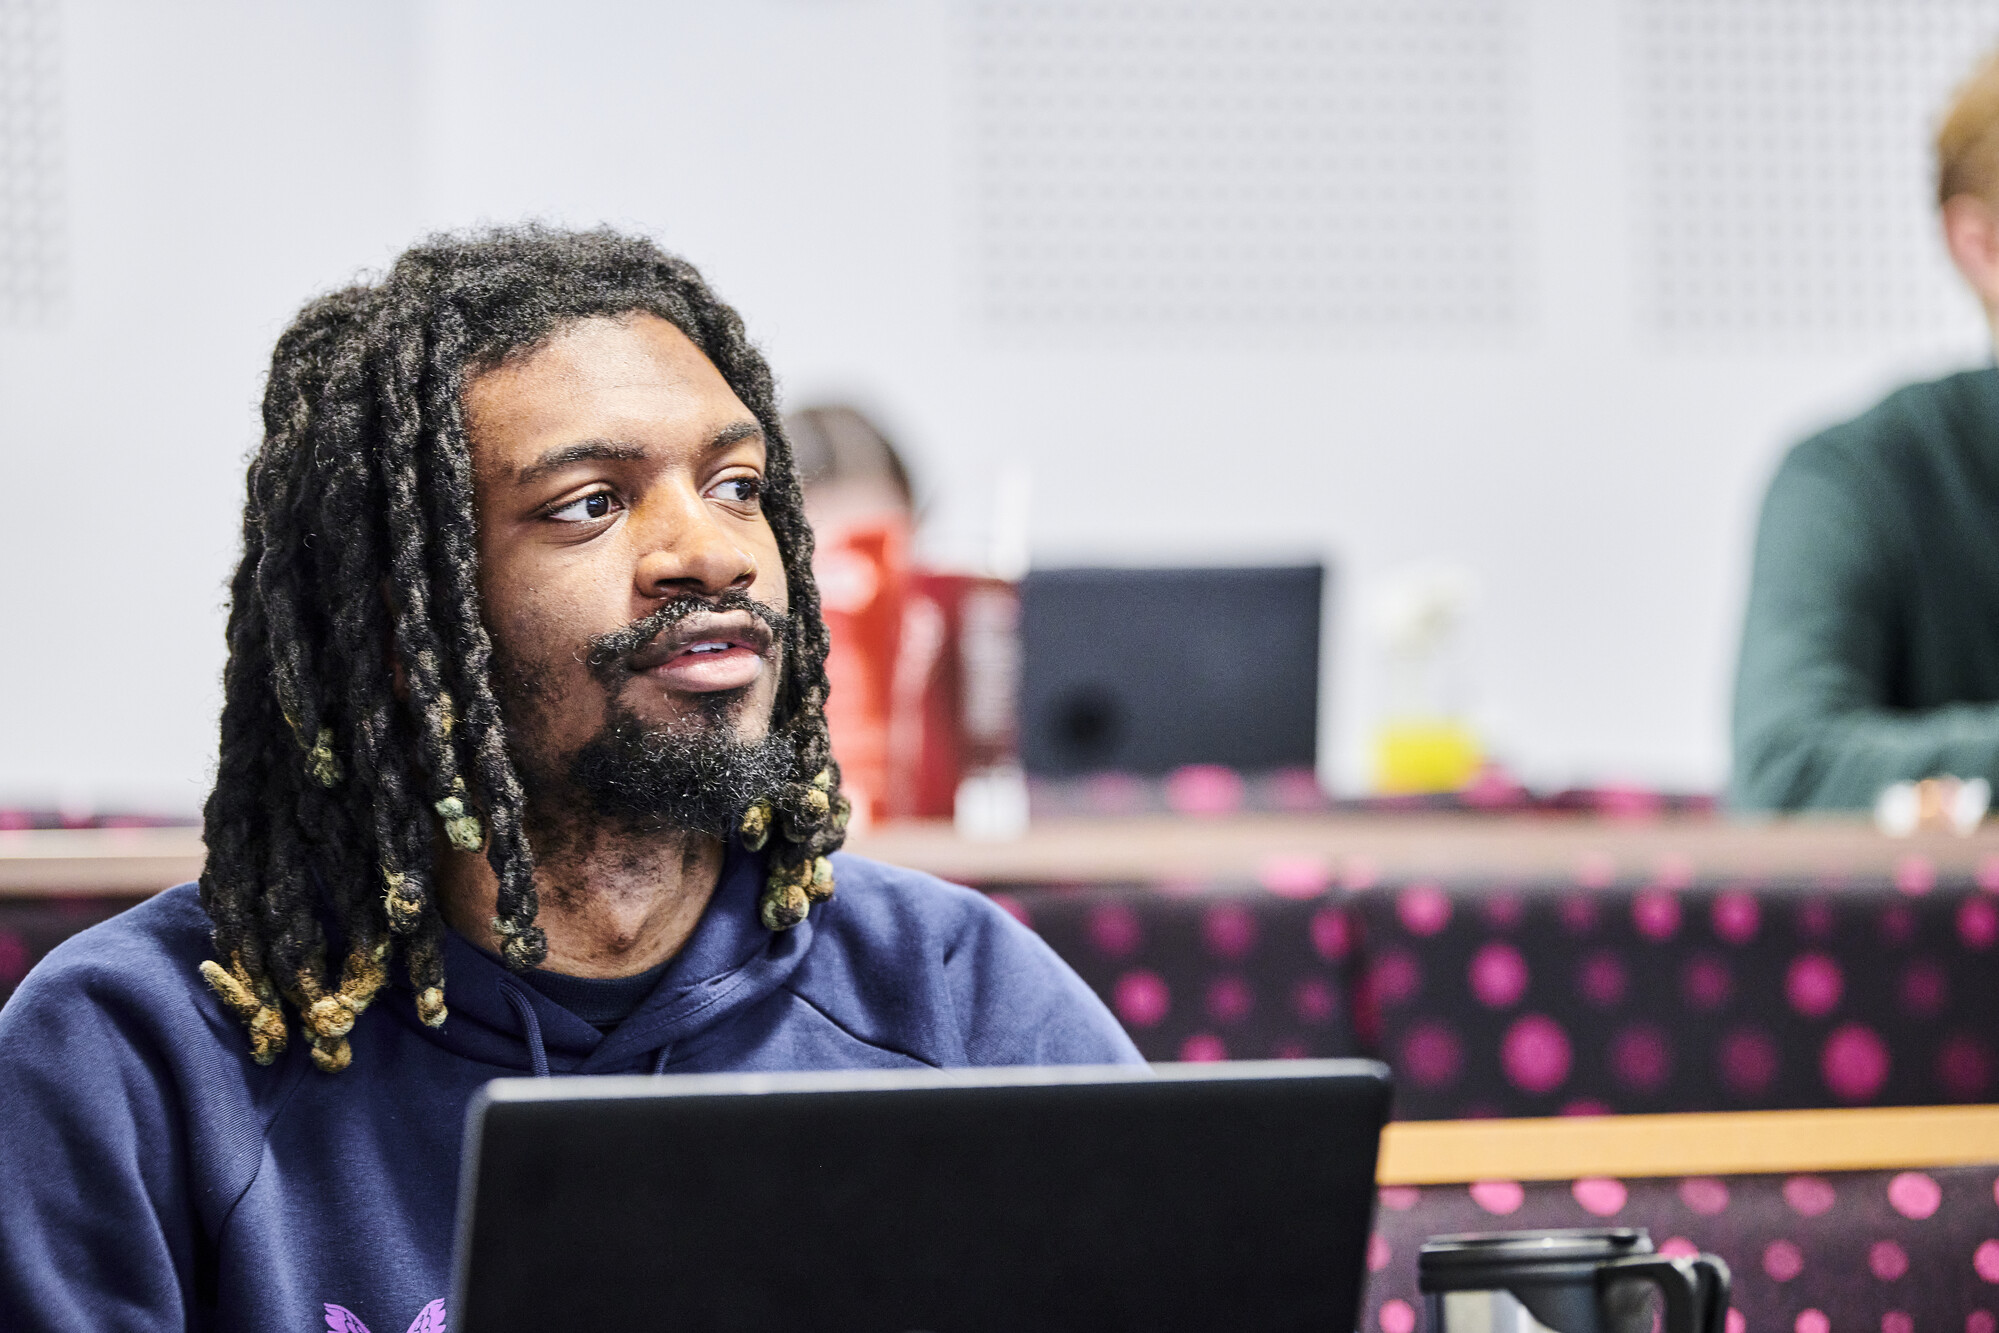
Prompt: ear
<box><xmin>1943</xmin><ymin>193</ymin><xmax>1999</xmax><ymax>313</ymax></box>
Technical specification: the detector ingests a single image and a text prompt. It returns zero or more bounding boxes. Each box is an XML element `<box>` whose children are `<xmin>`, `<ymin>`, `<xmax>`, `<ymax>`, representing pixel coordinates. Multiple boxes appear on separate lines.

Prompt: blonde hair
<box><xmin>1938</xmin><ymin>46</ymin><xmax>1999</xmax><ymax>205</ymax></box>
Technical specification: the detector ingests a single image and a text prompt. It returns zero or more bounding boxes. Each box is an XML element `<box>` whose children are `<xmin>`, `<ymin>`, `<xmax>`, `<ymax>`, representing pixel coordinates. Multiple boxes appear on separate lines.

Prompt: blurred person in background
<box><xmin>1732</xmin><ymin>47</ymin><xmax>1999</xmax><ymax>812</ymax></box>
<box><xmin>787</xmin><ymin>404</ymin><xmax>917</xmax><ymax>830</ymax></box>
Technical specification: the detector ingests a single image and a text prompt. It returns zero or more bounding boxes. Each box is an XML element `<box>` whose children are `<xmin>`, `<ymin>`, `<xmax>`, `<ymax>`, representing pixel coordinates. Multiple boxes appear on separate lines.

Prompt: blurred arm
<box><xmin>1731</xmin><ymin>445</ymin><xmax>1999</xmax><ymax>810</ymax></box>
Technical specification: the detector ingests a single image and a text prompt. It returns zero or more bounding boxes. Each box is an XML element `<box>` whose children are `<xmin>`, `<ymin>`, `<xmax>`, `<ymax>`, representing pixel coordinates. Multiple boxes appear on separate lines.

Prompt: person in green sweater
<box><xmin>1734</xmin><ymin>48</ymin><xmax>1999</xmax><ymax>811</ymax></box>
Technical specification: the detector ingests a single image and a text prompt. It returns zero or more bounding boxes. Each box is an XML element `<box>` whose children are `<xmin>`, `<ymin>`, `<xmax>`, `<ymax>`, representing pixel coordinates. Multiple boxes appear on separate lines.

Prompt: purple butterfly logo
<box><xmin>324</xmin><ymin>1299</ymin><xmax>445</xmax><ymax>1333</ymax></box>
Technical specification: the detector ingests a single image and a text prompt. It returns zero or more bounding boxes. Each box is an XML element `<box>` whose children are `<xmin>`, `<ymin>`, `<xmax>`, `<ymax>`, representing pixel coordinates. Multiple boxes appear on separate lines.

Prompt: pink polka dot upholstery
<box><xmin>1682</xmin><ymin>954</ymin><xmax>1733</xmax><ymax>1011</ymax></box>
<box><xmin>1961</xmin><ymin>897</ymin><xmax>1999</xmax><ymax>949</ymax></box>
<box><xmin>1368</xmin><ymin>949</ymin><xmax>1422</xmax><ymax>1009</ymax></box>
<box><xmin>1308</xmin><ymin>908</ymin><xmax>1350</xmax><ymax>961</ymax></box>
<box><xmin>1111</xmin><ymin>970</ymin><xmax>1170</xmax><ymax>1028</ymax></box>
<box><xmin>1161</xmin><ymin>764</ymin><xmax>1244</xmax><ymax>815</ymax></box>
<box><xmin>1900</xmin><ymin>960</ymin><xmax>1949</xmax><ymax>1017</ymax></box>
<box><xmin>1396</xmin><ymin>882</ymin><xmax>1452</xmax><ymax>937</ymax></box>
<box><xmin>1975</xmin><ymin>1239</ymin><xmax>1999</xmax><ymax>1284</ymax></box>
<box><xmin>1822</xmin><ymin>1024</ymin><xmax>1892</xmax><ymax>1103</ymax></box>
<box><xmin>1632</xmin><ymin>889</ymin><xmax>1682</xmax><ymax>941</ymax></box>
<box><xmin>1467</xmin><ymin>941</ymin><xmax>1529</xmax><ymax>1008</ymax></box>
<box><xmin>1765</xmin><ymin>1238</ymin><xmax>1805</xmax><ymax>1281</ymax></box>
<box><xmin>1398</xmin><ymin>1021</ymin><xmax>1463</xmax><ymax>1089</ymax></box>
<box><xmin>1291</xmin><ymin>976</ymin><xmax>1338</xmax><ymax>1023</ymax></box>
<box><xmin>1889</xmin><ymin>1172</ymin><xmax>1943</xmax><ymax>1220</ymax></box>
<box><xmin>1339</xmin><ymin>871</ymin><xmax>1999</xmax><ymax>1117</ymax></box>
<box><xmin>1577</xmin><ymin>949</ymin><xmax>1628</xmax><ymax>1007</ymax></box>
<box><xmin>1201</xmin><ymin>903</ymin><xmax>1258</xmax><ymax>960</ymax></box>
<box><xmin>1005</xmin><ymin>885</ymin><xmax>1368</xmax><ymax>1064</ymax></box>
<box><xmin>1177</xmin><ymin>1033</ymin><xmax>1226</xmax><ymax>1062</ymax></box>
<box><xmin>1870</xmin><ymin>1238</ymin><xmax>1910</xmax><ymax>1281</ymax></box>
<box><xmin>1681</xmin><ymin>1177</ymin><xmax>1731</xmax><ymax>1216</ymax></box>
<box><xmin>1204</xmin><ymin>974</ymin><xmax>1254</xmax><ymax>1023</ymax></box>
<box><xmin>1784</xmin><ymin>1176</ymin><xmax>1837</xmax><ymax>1218</ymax></box>
<box><xmin>1713</xmin><ymin>890</ymin><xmax>1762</xmax><ymax>944</ymax></box>
<box><xmin>1501</xmin><ymin>1015</ymin><xmax>1571</xmax><ymax>1094</ymax></box>
<box><xmin>1085</xmin><ymin>903</ymin><xmax>1141</xmax><ymax>957</ymax></box>
<box><xmin>0</xmin><ymin>898</ymin><xmax>147</xmax><ymax>1010</ymax></box>
<box><xmin>1719</xmin><ymin>1026</ymin><xmax>1781</xmax><ymax>1099</ymax></box>
<box><xmin>0</xmin><ymin>929</ymin><xmax>30</xmax><ymax>987</ymax></box>
<box><xmin>998</xmin><ymin>868</ymin><xmax>1999</xmax><ymax>1116</ymax></box>
<box><xmin>1468</xmin><ymin>1180</ymin><xmax>1524</xmax><ymax>1215</ymax></box>
<box><xmin>1572</xmin><ymin>1176</ymin><xmax>1628</xmax><ymax>1216</ymax></box>
<box><xmin>1786</xmin><ymin>953</ymin><xmax>1844</xmax><ymax>1018</ymax></box>
<box><xmin>1376</xmin><ymin>1297</ymin><xmax>1415</xmax><ymax>1333</ymax></box>
<box><xmin>1610</xmin><ymin>1023</ymin><xmax>1673</xmax><ymax>1093</ymax></box>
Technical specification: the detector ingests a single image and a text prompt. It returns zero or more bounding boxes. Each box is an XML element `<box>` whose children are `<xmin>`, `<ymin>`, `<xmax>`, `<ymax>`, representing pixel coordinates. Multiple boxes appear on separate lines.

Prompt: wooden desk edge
<box><xmin>11</xmin><ymin>815</ymin><xmax>1999</xmax><ymax>894</ymax></box>
<box><xmin>1377</xmin><ymin>1104</ymin><xmax>1999</xmax><ymax>1184</ymax></box>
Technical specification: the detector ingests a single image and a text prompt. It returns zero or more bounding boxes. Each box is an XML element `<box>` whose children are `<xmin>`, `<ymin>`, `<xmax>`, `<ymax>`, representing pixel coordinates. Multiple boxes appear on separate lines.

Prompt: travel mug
<box><xmin>1419</xmin><ymin>1228</ymin><xmax>1730</xmax><ymax>1333</ymax></box>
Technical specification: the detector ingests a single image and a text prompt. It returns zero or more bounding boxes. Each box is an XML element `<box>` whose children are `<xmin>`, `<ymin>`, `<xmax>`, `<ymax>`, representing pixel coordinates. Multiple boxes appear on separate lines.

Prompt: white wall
<box><xmin>2</xmin><ymin>0</ymin><xmax>1994</xmax><ymax>812</ymax></box>
<box><xmin>0</xmin><ymin>1</ymin><xmax>421</xmax><ymax>812</ymax></box>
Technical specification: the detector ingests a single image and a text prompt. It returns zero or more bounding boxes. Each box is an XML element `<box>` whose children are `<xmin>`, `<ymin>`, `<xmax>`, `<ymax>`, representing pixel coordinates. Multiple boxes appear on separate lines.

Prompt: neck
<box><xmin>436</xmin><ymin>816</ymin><xmax>726</xmax><ymax>978</ymax></box>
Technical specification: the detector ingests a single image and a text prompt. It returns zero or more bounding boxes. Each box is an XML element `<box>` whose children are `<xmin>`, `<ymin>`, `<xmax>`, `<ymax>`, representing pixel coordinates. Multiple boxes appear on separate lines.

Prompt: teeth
<box><xmin>685</xmin><ymin>641</ymin><xmax>731</xmax><ymax>654</ymax></box>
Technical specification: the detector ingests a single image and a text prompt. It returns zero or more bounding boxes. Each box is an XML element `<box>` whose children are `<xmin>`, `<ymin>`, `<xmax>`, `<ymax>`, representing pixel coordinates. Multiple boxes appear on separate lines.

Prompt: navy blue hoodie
<box><xmin>0</xmin><ymin>847</ymin><xmax>1140</xmax><ymax>1333</ymax></box>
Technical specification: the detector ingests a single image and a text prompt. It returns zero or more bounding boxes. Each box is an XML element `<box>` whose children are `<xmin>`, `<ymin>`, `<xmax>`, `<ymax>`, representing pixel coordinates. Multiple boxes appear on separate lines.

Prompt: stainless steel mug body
<box><xmin>1419</xmin><ymin>1228</ymin><xmax>1731</xmax><ymax>1333</ymax></box>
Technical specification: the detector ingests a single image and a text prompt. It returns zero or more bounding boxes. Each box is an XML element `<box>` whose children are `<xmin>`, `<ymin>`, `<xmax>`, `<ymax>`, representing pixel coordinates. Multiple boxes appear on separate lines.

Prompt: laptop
<box><xmin>1019</xmin><ymin>564</ymin><xmax>1326</xmax><ymax>776</ymax></box>
<box><xmin>452</xmin><ymin>1059</ymin><xmax>1390</xmax><ymax>1332</ymax></box>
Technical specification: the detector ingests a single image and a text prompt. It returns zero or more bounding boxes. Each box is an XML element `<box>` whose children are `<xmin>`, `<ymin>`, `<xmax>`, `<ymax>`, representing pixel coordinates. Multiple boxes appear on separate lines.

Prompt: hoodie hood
<box><xmin>384</xmin><ymin>840</ymin><xmax>814</xmax><ymax>1075</ymax></box>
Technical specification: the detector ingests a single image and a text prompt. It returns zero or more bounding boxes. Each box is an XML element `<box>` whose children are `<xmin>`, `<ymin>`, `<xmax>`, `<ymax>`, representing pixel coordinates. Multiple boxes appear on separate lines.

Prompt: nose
<box><xmin>630</xmin><ymin>483</ymin><xmax>757</xmax><ymax>600</ymax></box>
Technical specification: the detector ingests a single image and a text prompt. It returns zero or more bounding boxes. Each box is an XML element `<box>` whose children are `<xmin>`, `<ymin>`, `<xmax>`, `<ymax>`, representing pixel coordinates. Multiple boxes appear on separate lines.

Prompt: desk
<box><xmin>1379</xmin><ymin>1104</ymin><xmax>1999</xmax><ymax>1184</ymax></box>
<box><xmin>1367</xmin><ymin>1106</ymin><xmax>1999</xmax><ymax>1333</ymax></box>
<box><xmin>851</xmin><ymin>813</ymin><xmax>1999</xmax><ymax>885</ymax></box>
<box><xmin>9</xmin><ymin>813</ymin><xmax>1999</xmax><ymax>895</ymax></box>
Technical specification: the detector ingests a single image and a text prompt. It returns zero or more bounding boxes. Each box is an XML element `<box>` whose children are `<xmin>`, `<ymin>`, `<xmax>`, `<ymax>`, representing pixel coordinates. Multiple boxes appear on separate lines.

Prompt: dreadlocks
<box><xmin>198</xmin><ymin>226</ymin><xmax>849</xmax><ymax>1073</ymax></box>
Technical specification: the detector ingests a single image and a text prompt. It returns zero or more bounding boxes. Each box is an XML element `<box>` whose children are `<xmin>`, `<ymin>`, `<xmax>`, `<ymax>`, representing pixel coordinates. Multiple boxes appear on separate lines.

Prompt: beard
<box><xmin>562</xmin><ymin>698</ymin><xmax>793</xmax><ymax>837</ymax></box>
<box><xmin>494</xmin><ymin>591</ymin><xmax>795</xmax><ymax>840</ymax></box>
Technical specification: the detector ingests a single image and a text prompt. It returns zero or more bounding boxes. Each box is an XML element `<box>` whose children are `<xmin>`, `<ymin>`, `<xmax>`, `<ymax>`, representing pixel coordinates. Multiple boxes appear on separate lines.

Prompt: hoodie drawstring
<box><xmin>497</xmin><ymin>979</ymin><xmax>676</xmax><ymax>1077</ymax></box>
<box><xmin>497</xmin><ymin>980</ymin><xmax>552</xmax><ymax>1078</ymax></box>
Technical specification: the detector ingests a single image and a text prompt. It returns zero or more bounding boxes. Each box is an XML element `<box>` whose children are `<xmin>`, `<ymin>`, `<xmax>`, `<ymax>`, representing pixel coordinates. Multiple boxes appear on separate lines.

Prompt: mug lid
<box><xmin>1420</xmin><ymin>1228</ymin><xmax>1652</xmax><ymax>1275</ymax></box>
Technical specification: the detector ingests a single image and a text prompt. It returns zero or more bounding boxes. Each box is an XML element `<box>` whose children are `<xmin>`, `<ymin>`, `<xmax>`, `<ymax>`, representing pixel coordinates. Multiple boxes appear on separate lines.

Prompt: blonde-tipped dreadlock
<box><xmin>200</xmin><ymin>227</ymin><xmax>848</xmax><ymax>1070</ymax></box>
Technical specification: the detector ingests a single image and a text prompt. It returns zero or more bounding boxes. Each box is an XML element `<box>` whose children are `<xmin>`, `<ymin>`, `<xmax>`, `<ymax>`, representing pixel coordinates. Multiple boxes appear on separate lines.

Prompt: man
<box><xmin>1733</xmin><ymin>47</ymin><xmax>1999</xmax><ymax>810</ymax></box>
<box><xmin>0</xmin><ymin>228</ymin><xmax>1139</xmax><ymax>1331</ymax></box>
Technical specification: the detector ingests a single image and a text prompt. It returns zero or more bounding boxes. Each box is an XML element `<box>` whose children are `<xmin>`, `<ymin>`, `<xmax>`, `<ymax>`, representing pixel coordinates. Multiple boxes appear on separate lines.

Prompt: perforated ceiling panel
<box><xmin>0</xmin><ymin>0</ymin><xmax>61</xmax><ymax>327</ymax></box>
<box><xmin>1638</xmin><ymin>0</ymin><xmax>1999</xmax><ymax>341</ymax></box>
<box><xmin>971</xmin><ymin>1</ymin><xmax>1520</xmax><ymax>336</ymax></box>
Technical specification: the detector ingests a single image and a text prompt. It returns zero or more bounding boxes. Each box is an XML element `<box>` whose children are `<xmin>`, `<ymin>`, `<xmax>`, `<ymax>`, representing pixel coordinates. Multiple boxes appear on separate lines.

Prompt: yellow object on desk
<box><xmin>1374</xmin><ymin>719</ymin><xmax>1483</xmax><ymax>794</ymax></box>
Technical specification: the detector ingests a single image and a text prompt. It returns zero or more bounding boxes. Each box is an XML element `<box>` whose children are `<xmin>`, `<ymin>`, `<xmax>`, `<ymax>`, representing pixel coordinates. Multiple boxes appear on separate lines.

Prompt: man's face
<box><xmin>463</xmin><ymin>313</ymin><xmax>791</xmax><ymax>831</ymax></box>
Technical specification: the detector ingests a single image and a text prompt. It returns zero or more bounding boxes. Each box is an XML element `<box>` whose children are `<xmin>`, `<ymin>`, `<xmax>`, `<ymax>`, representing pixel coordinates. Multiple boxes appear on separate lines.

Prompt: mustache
<box><xmin>583</xmin><ymin>590</ymin><xmax>792</xmax><ymax>679</ymax></box>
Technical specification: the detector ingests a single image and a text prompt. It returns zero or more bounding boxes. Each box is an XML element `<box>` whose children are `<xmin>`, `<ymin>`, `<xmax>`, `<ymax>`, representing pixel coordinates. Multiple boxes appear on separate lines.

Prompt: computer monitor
<box><xmin>453</xmin><ymin>1059</ymin><xmax>1389</xmax><ymax>1332</ymax></box>
<box><xmin>1019</xmin><ymin>564</ymin><xmax>1325</xmax><ymax>776</ymax></box>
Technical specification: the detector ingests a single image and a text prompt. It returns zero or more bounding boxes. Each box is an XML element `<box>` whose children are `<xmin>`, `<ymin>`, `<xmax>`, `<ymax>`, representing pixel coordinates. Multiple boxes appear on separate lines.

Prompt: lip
<box><xmin>627</xmin><ymin>610</ymin><xmax>775</xmax><ymax>694</ymax></box>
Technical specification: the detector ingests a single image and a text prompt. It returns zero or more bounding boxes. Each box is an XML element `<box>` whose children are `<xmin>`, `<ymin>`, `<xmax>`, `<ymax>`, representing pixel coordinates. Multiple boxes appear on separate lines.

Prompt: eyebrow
<box><xmin>512</xmin><ymin>421</ymin><xmax>765</xmax><ymax>486</ymax></box>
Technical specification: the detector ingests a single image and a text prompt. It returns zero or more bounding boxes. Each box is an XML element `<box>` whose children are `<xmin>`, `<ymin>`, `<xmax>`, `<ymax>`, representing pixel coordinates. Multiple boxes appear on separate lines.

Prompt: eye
<box><xmin>547</xmin><ymin>491</ymin><xmax>620</xmax><ymax>523</ymax></box>
<box><xmin>710</xmin><ymin>475</ymin><xmax>763</xmax><ymax>506</ymax></box>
